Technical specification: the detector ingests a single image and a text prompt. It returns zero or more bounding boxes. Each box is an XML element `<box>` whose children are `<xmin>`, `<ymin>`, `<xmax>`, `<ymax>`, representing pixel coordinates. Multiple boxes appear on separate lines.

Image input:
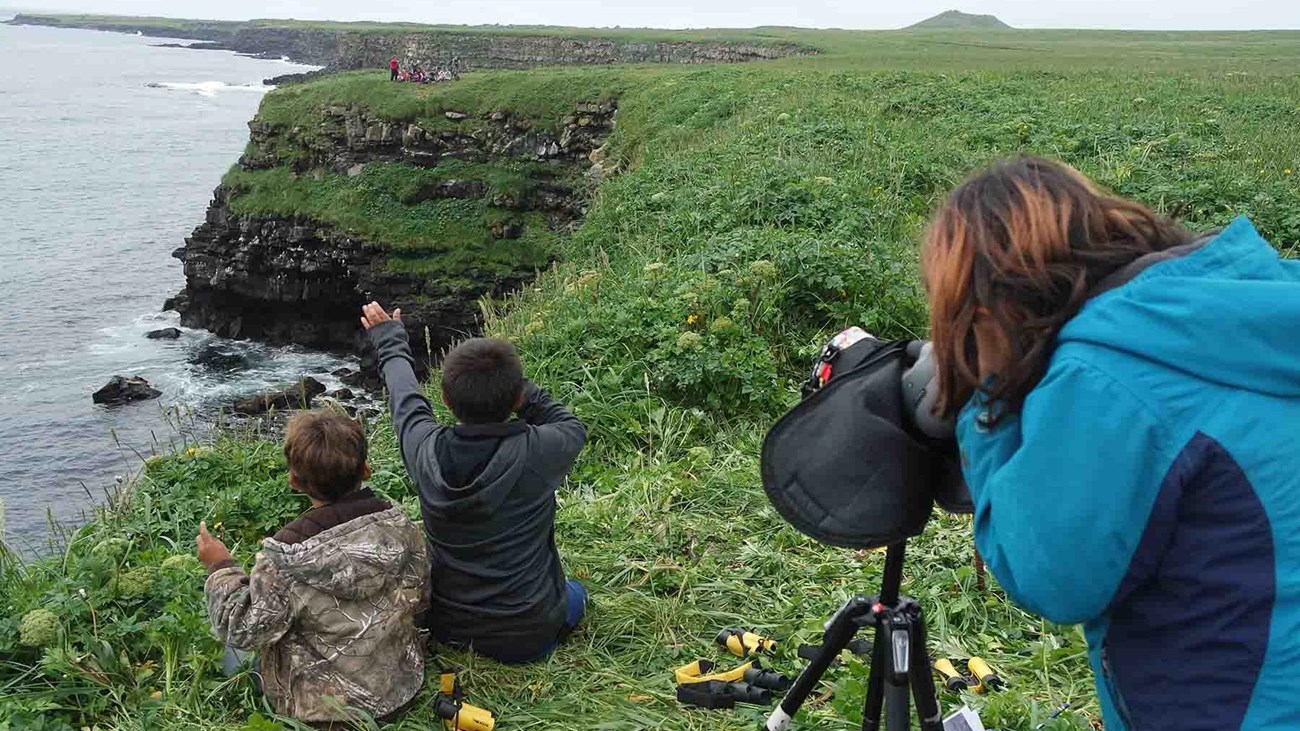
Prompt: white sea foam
<box><xmin>146</xmin><ymin>81</ymin><xmax>269</xmax><ymax>97</ymax></box>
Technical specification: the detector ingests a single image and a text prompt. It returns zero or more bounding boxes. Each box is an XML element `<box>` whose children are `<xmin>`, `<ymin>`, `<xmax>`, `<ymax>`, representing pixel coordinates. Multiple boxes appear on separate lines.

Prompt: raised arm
<box><xmin>362</xmin><ymin>304</ymin><xmax>443</xmax><ymax>473</ymax></box>
<box><xmin>517</xmin><ymin>380</ymin><xmax>587</xmax><ymax>475</ymax></box>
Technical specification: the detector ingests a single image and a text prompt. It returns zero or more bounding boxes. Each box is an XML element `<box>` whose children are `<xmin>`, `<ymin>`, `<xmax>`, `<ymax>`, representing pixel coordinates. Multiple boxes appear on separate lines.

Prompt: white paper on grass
<box><xmin>943</xmin><ymin>706</ymin><xmax>987</xmax><ymax>731</ymax></box>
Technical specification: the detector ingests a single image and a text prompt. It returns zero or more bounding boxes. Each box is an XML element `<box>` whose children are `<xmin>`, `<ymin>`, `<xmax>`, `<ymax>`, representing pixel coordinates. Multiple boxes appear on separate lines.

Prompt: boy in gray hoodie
<box><xmin>361</xmin><ymin>302</ymin><xmax>588</xmax><ymax>663</ymax></box>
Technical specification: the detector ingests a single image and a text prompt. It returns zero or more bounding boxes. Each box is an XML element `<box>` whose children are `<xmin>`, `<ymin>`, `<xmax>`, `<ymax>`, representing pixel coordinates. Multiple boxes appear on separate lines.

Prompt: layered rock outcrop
<box><xmin>165</xmin><ymin>103</ymin><xmax>615</xmax><ymax>378</ymax></box>
<box><xmin>242</xmin><ymin>101</ymin><xmax>615</xmax><ymax>179</ymax></box>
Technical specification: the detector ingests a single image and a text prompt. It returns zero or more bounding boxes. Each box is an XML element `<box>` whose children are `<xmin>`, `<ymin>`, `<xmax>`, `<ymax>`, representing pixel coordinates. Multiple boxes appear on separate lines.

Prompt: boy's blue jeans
<box><xmin>508</xmin><ymin>579</ymin><xmax>587</xmax><ymax>664</ymax></box>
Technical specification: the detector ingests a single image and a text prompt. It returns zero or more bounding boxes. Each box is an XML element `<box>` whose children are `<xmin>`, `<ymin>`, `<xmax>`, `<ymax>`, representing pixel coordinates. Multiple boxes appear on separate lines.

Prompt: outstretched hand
<box><xmin>196</xmin><ymin>521</ymin><xmax>233</xmax><ymax>570</ymax></box>
<box><xmin>360</xmin><ymin>301</ymin><xmax>402</xmax><ymax>331</ymax></box>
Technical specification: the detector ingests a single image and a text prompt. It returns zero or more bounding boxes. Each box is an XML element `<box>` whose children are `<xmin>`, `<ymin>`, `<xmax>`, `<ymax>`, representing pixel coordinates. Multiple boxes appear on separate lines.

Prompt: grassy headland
<box><xmin>3</xmin><ymin>24</ymin><xmax>1300</xmax><ymax>731</ymax></box>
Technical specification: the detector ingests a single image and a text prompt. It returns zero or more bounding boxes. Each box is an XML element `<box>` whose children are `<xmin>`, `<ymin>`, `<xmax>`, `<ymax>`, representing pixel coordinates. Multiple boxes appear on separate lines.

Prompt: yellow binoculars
<box><xmin>716</xmin><ymin>627</ymin><xmax>777</xmax><ymax>657</ymax></box>
<box><xmin>933</xmin><ymin>657</ymin><xmax>1005</xmax><ymax>694</ymax></box>
<box><xmin>436</xmin><ymin>672</ymin><xmax>496</xmax><ymax>731</ymax></box>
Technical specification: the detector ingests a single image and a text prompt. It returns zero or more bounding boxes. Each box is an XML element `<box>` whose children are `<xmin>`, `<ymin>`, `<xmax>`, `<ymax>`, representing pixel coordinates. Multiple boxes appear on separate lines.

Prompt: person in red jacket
<box><xmin>389</xmin><ymin>56</ymin><xmax>399</xmax><ymax>81</ymax></box>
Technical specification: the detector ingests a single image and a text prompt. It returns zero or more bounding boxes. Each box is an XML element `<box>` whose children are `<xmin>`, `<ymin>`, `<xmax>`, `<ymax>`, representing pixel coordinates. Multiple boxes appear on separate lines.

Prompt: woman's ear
<box><xmin>362</xmin><ymin>463</ymin><xmax>372</xmax><ymax>481</ymax></box>
<box><xmin>288</xmin><ymin>472</ymin><xmax>304</xmax><ymax>494</ymax></box>
<box><xmin>513</xmin><ymin>388</ymin><xmax>526</xmax><ymax>412</ymax></box>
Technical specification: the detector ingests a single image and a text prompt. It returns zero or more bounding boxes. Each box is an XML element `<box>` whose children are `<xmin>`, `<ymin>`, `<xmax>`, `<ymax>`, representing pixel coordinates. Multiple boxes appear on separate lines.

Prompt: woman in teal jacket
<box><xmin>922</xmin><ymin>157</ymin><xmax>1300</xmax><ymax>730</ymax></box>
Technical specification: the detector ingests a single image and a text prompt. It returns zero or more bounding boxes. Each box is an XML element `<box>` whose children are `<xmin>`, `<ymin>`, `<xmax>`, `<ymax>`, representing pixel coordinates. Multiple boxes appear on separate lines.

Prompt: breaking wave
<box><xmin>146</xmin><ymin>81</ymin><xmax>269</xmax><ymax>97</ymax></box>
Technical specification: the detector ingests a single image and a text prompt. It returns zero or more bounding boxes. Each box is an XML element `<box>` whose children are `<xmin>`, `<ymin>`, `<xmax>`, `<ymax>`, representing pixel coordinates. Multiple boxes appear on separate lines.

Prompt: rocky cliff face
<box><xmin>166</xmin><ymin>104</ymin><xmax>615</xmax><ymax>379</ymax></box>
<box><xmin>241</xmin><ymin>101</ymin><xmax>616</xmax><ymax>176</ymax></box>
<box><xmin>323</xmin><ymin>32</ymin><xmax>808</xmax><ymax>71</ymax></box>
<box><xmin>8</xmin><ymin>15</ymin><xmax>813</xmax><ymax>77</ymax></box>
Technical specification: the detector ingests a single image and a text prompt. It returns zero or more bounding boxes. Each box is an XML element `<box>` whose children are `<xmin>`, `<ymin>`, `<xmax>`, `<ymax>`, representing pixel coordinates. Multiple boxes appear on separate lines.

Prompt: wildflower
<box><xmin>687</xmin><ymin>315</ymin><xmax>700</xmax><ymax>325</ymax></box>
<box><xmin>643</xmin><ymin>261</ymin><xmax>666</xmax><ymax>275</ymax></box>
<box><xmin>525</xmin><ymin>319</ymin><xmax>545</xmax><ymax>335</ymax></box>
<box><xmin>115</xmin><ymin>568</ymin><xmax>155</xmax><ymax>598</ymax></box>
<box><xmin>90</xmin><ymin>538</ymin><xmax>130</xmax><ymax>562</ymax></box>
<box><xmin>19</xmin><ymin>608</ymin><xmax>60</xmax><ymax>647</ymax></box>
<box><xmin>686</xmin><ymin>446</ymin><xmax>713</xmax><ymax>466</ymax></box>
<box><xmin>1286</xmin><ymin>169</ymin><xmax>1294</xmax><ymax>176</ymax></box>
<box><xmin>710</xmin><ymin>317</ymin><xmax>737</xmax><ymax>335</ymax></box>
<box><xmin>749</xmin><ymin>260</ymin><xmax>778</xmax><ymax>281</ymax></box>
<box><xmin>677</xmin><ymin>332</ymin><xmax>703</xmax><ymax>350</ymax></box>
<box><xmin>161</xmin><ymin>554</ymin><xmax>200</xmax><ymax>572</ymax></box>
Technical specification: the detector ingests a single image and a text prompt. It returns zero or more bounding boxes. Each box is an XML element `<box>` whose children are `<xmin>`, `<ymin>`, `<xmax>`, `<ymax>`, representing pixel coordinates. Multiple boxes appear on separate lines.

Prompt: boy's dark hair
<box><xmin>283</xmin><ymin>410</ymin><xmax>368</xmax><ymax>501</ymax></box>
<box><xmin>441</xmin><ymin>338</ymin><xmax>524</xmax><ymax>424</ymax></box>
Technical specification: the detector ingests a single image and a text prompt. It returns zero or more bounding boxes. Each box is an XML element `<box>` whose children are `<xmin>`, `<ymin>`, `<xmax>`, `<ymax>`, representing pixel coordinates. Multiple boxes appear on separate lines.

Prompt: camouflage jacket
<box><xmin>205</xmin><ymin>490</ymin><xmax>430</xmax><ymax>723</ymax></box>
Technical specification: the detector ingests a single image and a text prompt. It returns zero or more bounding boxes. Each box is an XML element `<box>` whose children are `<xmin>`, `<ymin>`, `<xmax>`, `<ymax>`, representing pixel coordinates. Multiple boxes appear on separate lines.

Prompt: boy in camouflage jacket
<box><xmin>197</xmin><ymin>410</ymin><xmax>430</xmax><ymax>725</ymax></box>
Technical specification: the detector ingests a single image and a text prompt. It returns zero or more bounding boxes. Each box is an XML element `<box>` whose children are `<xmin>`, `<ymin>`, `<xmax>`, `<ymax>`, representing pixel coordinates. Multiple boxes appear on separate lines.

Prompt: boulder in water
<box><xmin>232</xmin><ymin>377</ymin><xmax>327</xmax><ymax>415</ymax></box>
<box><xmin>93</xmin><ymin>376</ymin><xmax>162</xmax><ymax>405</ymax></box>
<box><xmin>191</xmin><ymin>344</ymin><xmax>250</xmax><ymax>371</ymax></box>
<box><xmin>146</xmin><ymin>327</ymin><xmax>182</xmax><ymax>340</ymax></box>
<box><xmin>326</xmin><ymin>388</ymin><xmax>355</xmax><ymax>401</ymax></box>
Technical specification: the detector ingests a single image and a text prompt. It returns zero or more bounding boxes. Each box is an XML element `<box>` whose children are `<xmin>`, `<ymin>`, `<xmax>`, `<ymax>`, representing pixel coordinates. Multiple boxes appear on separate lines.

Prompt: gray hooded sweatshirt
<box><xmin>368</xmin><ymin>320</ymin><xmax>587</xmax><ymax>662</ymax></box>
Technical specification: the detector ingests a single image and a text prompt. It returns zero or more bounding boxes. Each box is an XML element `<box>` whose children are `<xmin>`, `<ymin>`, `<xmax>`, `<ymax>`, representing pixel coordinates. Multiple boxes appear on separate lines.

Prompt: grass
<box><xmin>4</xmin><ymin>22</ymin><xmax>1300</xmax><ymax>731</ymax></box>
<box><xmin>256</xmin><ymin>68</ymin><xmax>629</xmax><ymax>135</ymax></box>
<box><xmin>221</xmin><ymin>164</ymin><xmax>559</xmax><ymax>285</ymax></box>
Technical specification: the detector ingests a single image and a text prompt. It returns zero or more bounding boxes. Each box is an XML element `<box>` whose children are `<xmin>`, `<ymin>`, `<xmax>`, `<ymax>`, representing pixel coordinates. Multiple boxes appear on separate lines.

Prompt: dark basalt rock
<box><xmin>93</xmin><ymin>376</ymin><xmax>162</xmax><ymax>405</ymax></box>
<box><xmin>190</xmin><ymin>344</ymin><xmax>250</xmax><ymax>371</ymax></box>
<box><xmin>146</xmin><ymin>327</ymin><xmax>183</xmax><ymax>340</ymax></box>
<box><xmin>231</xmin><ymin>377</ymin><xmax>327</xmax><ymax>415</ymax></box>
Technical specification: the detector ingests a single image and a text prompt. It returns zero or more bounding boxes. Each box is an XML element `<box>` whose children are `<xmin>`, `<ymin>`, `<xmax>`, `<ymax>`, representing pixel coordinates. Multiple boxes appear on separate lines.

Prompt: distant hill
<box><xmin>908</xmin><ymin>10</ymin><xmax>1013</xmax><ymax>30</ymax></box>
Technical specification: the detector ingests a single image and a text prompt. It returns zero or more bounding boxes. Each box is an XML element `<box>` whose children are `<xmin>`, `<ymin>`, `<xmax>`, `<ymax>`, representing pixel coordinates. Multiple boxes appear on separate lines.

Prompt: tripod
<box><xmin>763</xmin><ymin>542</ymin><xmax>943</xmax><ymax>731</ymax></box>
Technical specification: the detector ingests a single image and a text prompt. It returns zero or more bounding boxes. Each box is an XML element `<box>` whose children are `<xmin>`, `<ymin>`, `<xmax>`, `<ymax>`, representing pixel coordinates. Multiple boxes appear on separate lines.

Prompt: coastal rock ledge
<box><xmin>164</xmin><ymin>102</ymin><xmax>617</xmax><ymax>380</ymax></box>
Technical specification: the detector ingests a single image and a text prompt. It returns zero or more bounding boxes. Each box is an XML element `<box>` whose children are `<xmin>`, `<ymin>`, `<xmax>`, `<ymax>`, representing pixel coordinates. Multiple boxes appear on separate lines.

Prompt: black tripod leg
<box><xmin>885</xmin><ymin>682</ymin><xmax>911</xmax><ymax>731</ymax></box>
<box><xmin>906</xmin><ymin>605</ymin><xmax>944</xmax><ymax>731</ymax></box>
<box><xmin>860</xmin><ymin>616</ymin><xmax>889</xmax><ymax>731</ymax></box>
<box><xmin>763</xmin><ymin>597</ymin><xmax>872</xmax><ymax>731</ymax></box>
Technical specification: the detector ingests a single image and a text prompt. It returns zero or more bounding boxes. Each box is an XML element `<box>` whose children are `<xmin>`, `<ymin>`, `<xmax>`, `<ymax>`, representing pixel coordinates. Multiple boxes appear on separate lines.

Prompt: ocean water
<box><xmin>0</xmin><ymin>22</ymin><xmax>351</xmax><ymax>550</ymax></box>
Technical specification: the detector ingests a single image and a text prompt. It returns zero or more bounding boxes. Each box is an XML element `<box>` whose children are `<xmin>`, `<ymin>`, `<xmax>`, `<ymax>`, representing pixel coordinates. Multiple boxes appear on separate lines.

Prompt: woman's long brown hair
<box><xmin>923</xmin><ymin>157</ymin><xmax>1191</xmax><ymax>421</ymax></box>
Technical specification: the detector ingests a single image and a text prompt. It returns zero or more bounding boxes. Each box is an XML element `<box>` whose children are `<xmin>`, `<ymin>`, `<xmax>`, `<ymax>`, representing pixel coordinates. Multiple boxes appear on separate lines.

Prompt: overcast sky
<box><xmin>5</xmin><ymin>0</ymin><xmax>1297</xmax><ymax>31</ymax></box>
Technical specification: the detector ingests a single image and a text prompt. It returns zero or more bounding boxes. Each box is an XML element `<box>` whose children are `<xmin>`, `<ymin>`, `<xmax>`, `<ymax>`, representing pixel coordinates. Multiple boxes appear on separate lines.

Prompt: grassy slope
<box><xmin>907</xmin><ymin>11</ymin><xmax>1013</xmax><ymax>30</ymax></box>
<box><xmin>4</xmin><ymin>28</ymin><xmax>1300</xmax><ymax>731</ymax></box>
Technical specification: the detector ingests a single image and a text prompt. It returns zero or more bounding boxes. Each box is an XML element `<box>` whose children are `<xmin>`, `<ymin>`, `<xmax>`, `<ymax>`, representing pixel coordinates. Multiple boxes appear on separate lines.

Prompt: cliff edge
<box><xmin>164</xmin><ymin>71</ymin><xmax>620</xmax><ymax>379</ymax></box>
<box><xmin>6</xmin><ymin>14</ymin><xmax>815</xmax><ymax>76</ymax></box>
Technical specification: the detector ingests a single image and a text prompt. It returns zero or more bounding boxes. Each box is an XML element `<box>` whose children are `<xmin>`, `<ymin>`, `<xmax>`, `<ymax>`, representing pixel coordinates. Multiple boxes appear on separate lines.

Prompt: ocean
<box><xmin>0</xmin><ymin>21</ymin><xmax>352</xmax><ymax>550</ymax></box>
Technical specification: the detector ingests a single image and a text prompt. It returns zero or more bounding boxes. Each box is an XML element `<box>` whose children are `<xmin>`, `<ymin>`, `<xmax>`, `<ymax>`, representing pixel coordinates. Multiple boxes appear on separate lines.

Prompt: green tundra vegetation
<box><xmin>3</xmin><ymin>21</ymin><xmax>1300</xmax><ymax>731</ymax></box>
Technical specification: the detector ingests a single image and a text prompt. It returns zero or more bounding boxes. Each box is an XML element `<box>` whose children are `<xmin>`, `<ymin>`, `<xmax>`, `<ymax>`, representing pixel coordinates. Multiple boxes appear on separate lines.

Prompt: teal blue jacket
<box><xmin>958</xmin><ymin>218</ymin><xmax>1300</xmax><ymax>730</ymax></box>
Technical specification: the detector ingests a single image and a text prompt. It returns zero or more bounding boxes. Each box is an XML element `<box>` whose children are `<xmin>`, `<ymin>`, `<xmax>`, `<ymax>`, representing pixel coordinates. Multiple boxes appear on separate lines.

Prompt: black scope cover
<box><xmin>761</xmin><ymin>337</ymin><xmax>971</xmax><ymax>550</ymax></box>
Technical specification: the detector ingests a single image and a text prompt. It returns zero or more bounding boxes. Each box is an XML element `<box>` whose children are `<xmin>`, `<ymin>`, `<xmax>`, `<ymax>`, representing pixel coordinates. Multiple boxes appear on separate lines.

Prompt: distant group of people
<box><xmin>389</xmin><ymin>55</ymin><xmax>461</xmax><ymax>84</ymax></box>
